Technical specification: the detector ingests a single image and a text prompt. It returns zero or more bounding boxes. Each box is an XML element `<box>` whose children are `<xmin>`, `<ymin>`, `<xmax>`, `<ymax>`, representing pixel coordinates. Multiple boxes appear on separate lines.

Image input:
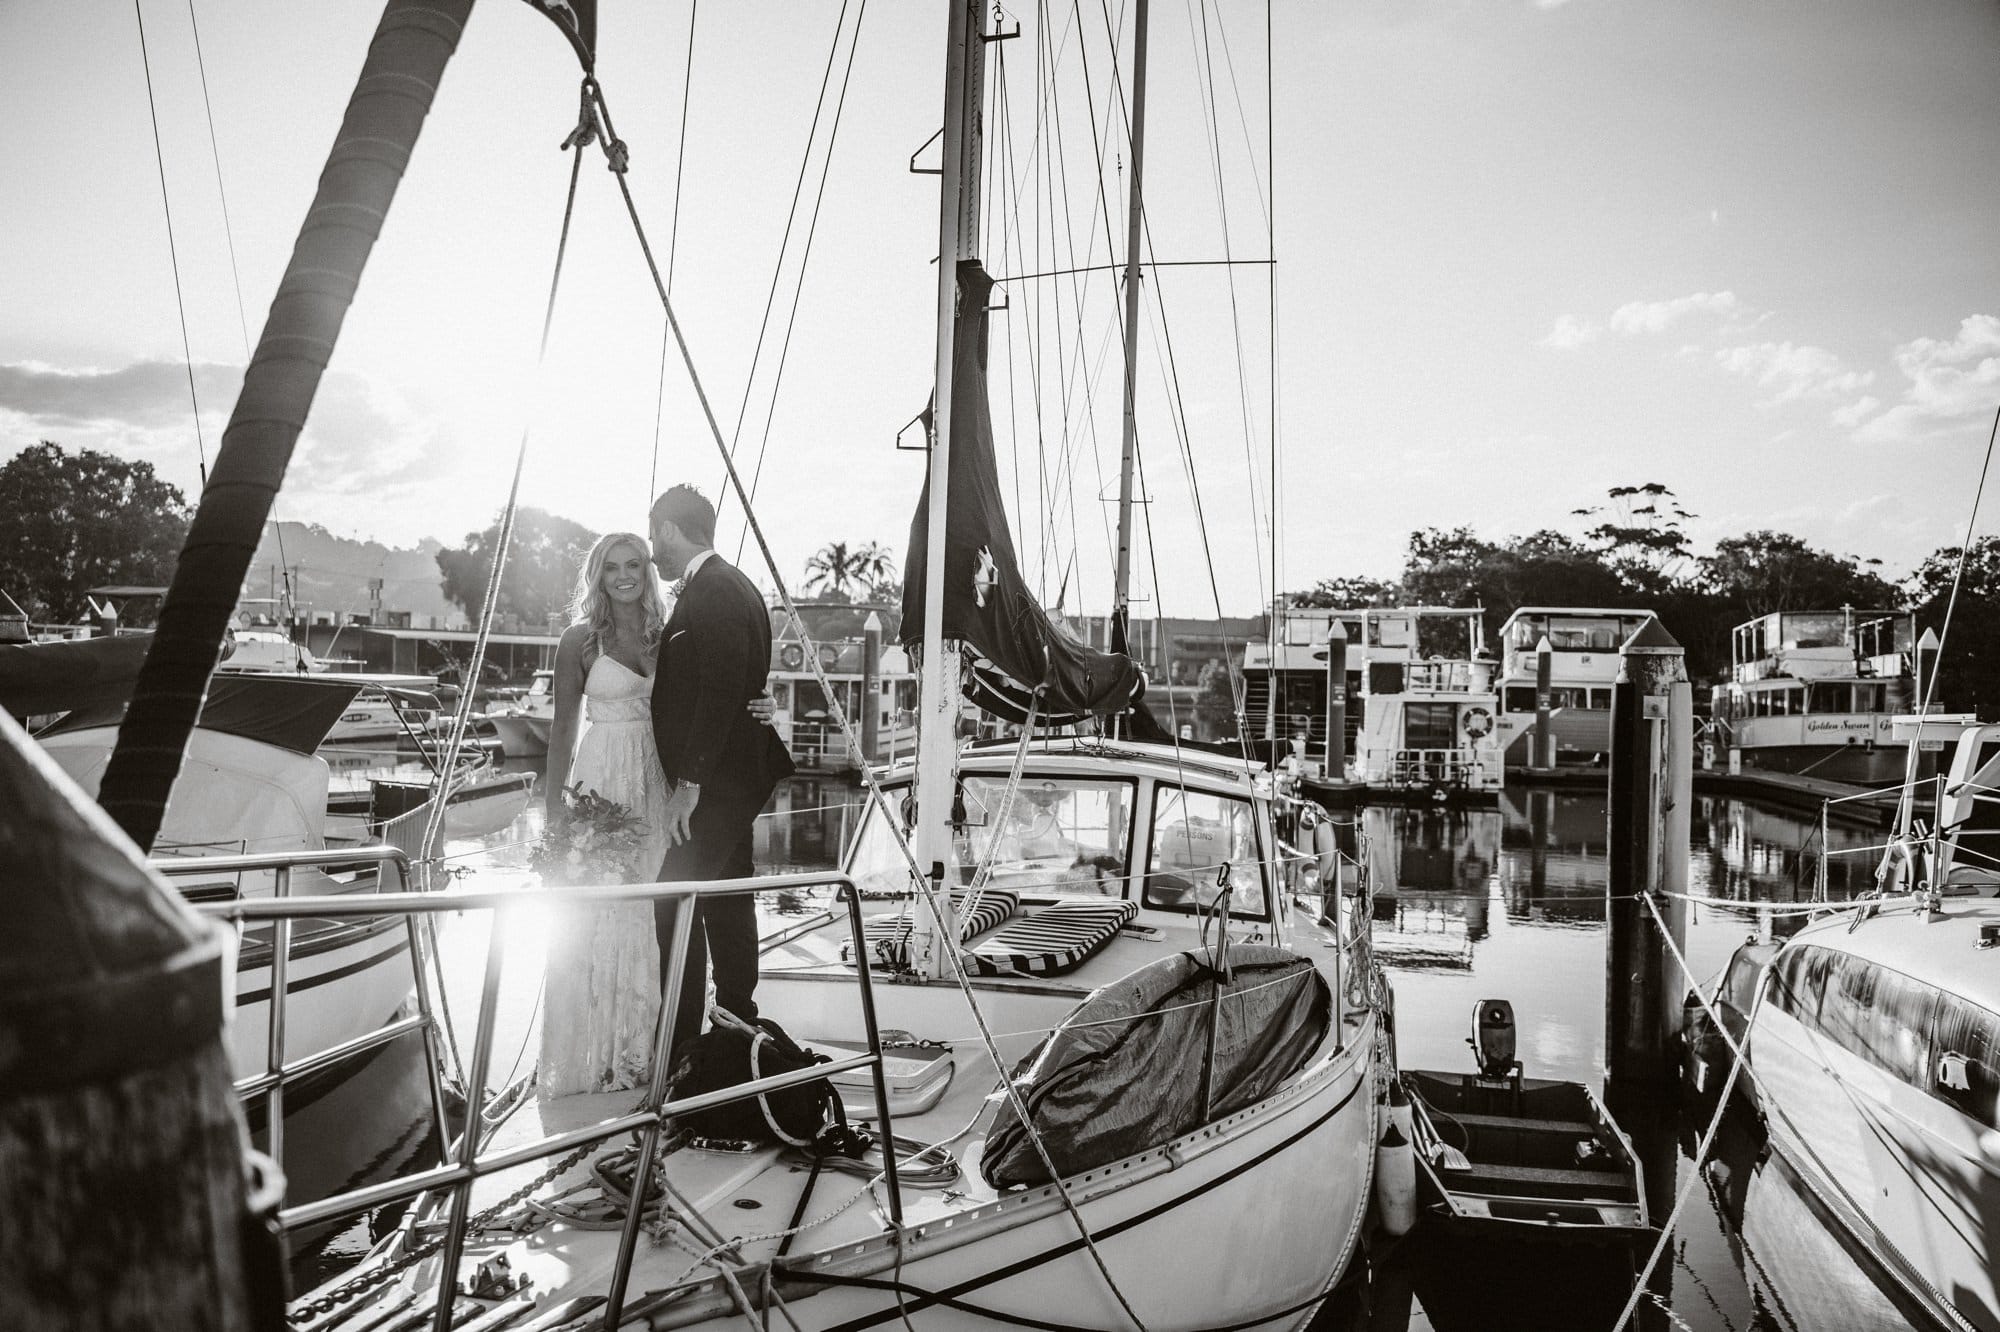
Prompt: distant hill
<box><xmin>244</xmin><ymin>522</ymin><xmax>454</xmax><ymax>626</ymax></box>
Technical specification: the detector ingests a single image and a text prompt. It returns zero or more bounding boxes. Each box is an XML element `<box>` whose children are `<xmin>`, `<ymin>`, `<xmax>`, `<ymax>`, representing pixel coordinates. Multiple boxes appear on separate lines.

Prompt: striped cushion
<box><xmin>964</xmin><ymin>898</ymin><xmax>1138</xmax><ymax>977</ymax></box>
<box><xmin>862</xmin><ymin>890</ymin><xmax>1020</xmax><ymax>960</ymax></box>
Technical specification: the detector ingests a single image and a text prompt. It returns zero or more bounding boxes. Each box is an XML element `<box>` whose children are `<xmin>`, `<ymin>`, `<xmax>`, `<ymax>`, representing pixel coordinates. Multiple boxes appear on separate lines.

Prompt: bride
<box><xmin>538</xmin><ymin>531</ymin><xmax>772</xmax><ymax>1095</ymax></box>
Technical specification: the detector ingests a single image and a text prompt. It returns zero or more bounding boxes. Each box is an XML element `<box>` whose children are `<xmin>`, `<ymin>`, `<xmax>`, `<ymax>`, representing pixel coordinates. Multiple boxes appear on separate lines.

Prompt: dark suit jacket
<box><xmin>651</xmin><ymin>553</ymin><xmax>795</xmax><ymax>819</ymax></box>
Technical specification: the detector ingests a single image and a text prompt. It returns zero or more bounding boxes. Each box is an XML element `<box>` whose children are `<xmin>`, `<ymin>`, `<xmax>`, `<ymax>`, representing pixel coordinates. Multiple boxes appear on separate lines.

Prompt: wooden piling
<box><xmin>1324</xmin><ymin>622</ymin><xmax>1348</xmax><ymax>780</ymax></box>
<box><xmin>1532</xmin><ymin>635</ymin><xmax>1555</xmax><ymax>771</ymax></box>
<box><xmin>862</xmin><ymin>611</ymin><xmax>883</xmax><ymax>764</ymax></box>
<box><xmin>1605</xmin><ymin>618</ymin><xmax>1691</xmax><ymax>1093</ymax></box>
<box><xmin>0</xmin><ymin>707</ymin><xmax>275</xmax><ymax>1330</ymax></box>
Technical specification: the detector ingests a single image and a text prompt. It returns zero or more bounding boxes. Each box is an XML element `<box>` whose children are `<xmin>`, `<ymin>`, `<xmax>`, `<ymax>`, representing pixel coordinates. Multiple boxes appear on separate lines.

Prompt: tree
<box><xmin>1697</xmin><ymin>530</ymin><xmax>1898</xmax><ymax>616</ymax></box>
<box><xmin>1289</xmin><ymin>575</ymin><xmax>1397</xmax><ymax>609</ymax></box>
<box><xmin>1908</xmin><ymin>537</ymin><xmax>2000</xmax><ymax>719</ymax></box>
<box><xmin>1575</xmin><ymin>482</ymin><xmax>1695</xmax><ymax>595</ymax></box>
<box><xmin>1398</xmin><ymin>525</ymin><xmax>1632</xmax><ymax>641</ymax></box>
<box><xmin>0</xmin><ymin>442</ymin><xmax>192</xmax><ymax>621</ymax></box>
<box><xmin>435</xmin><ymin>507</ymin><xmax>598</xmax><ymax>626</ymax></box>
<box><xmin>803</xmin><ymin>541</ymin><xmax>895</xmax><ymax>602</ymax></box>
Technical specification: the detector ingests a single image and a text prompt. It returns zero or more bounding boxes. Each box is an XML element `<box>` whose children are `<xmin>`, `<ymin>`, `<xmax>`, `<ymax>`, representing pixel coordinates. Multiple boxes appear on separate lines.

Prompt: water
<box><xmin>1310</xmin><ymin>789</ymin><xmax>1935</xmax><ymax>1332</ymax></box>
<box><xmin>288</xmin><ymin>766</ymin><xmax>1940</xmax><ymax>1331</ymax></box>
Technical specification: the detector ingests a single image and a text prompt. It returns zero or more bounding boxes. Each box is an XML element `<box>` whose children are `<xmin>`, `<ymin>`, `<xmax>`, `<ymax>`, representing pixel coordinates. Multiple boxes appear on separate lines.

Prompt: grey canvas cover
<box><xmin>981</xmin><ymin>945</ymin><xmax>1331</xmax><ymax>1189</ymax></box>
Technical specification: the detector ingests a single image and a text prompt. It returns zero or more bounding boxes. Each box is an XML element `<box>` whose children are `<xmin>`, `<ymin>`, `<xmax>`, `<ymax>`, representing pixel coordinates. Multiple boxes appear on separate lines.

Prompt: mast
<box><xmin>912</xmin><ymin>0</ymin><xmax>984</xmax><ymax>979</ymax></box>
<box><xmin>1111</xmin><ymin>0</ymin><xmax>1150</xmax><ymax>663</ymax></box>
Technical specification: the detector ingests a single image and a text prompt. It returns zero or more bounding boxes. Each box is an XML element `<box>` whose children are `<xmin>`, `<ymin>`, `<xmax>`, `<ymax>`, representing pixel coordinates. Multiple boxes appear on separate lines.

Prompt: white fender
<box><xmin>1312</xmin><ymin>820</ymin><xmax>1341</xmax><ymax>895</ymax></box>
<box><xmin>1375</xmin><ymin>1119</ymin><xmax>1417</xmax><ymax>1237</ymax></box>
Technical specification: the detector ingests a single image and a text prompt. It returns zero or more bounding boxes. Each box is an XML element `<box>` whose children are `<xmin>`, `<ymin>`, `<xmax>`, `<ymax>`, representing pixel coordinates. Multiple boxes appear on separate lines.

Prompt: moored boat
<box><xmin>1710</xmin><ymin>608</ymin><xmax>1966</xmax><ymax>786</ymax></box>
<box><xmin>1402</xmin><ymin>1002</ymin><xmax>1648</xmax><ymax>1239</ymax></box>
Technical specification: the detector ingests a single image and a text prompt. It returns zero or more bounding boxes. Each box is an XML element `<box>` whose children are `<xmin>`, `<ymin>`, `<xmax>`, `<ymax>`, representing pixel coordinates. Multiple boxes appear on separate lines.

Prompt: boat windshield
<box><xmin>842</xmin><ymin>776</ymin><xmax>1139</xmax><ymax>899</ymax></box>
<box><xmin>954</xmin><ymin>776</ymin><xmax>1136</xmax><ymax>897</ymax></box>
<box><xmin>1143</xmin><ymin>785</ymin><xmax>1269</xmax><ymax>920</ymax></box>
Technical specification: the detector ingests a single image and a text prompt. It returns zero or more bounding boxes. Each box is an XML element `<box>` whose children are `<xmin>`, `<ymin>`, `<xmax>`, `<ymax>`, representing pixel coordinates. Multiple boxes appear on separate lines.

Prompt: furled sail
<box><xmin>901</xmin><ymin>262</ymin><xmax>1146</xmax><ymax>724</ymax></box>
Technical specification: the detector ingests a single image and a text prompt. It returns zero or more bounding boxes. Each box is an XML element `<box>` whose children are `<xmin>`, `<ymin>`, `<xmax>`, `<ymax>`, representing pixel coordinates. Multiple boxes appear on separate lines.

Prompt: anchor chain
<box><xmin>287</xmin><ymin>1141</ymin><xmax>595</xmax><ymax>1325</ymax></box>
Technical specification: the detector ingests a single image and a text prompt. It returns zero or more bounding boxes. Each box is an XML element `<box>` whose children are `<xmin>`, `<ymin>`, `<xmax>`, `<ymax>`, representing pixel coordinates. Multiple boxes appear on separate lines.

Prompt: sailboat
<box><xmin>30</xmin><ymin>1</ymin><xmax>1389</xmax><ymax>1327</ymax></box>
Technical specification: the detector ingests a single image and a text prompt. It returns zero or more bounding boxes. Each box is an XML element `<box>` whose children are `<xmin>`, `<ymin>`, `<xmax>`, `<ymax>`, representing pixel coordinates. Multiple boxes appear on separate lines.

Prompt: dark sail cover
<box><xmin>901</xmin><ymin>262</ymin><xmax>1146</xmax><ymax>722</ymax></box>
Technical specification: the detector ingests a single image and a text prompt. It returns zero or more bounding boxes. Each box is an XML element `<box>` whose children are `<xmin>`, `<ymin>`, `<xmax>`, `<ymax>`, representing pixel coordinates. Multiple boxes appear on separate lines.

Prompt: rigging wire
<box><xmin>421</xmin><ymin>130</ymin><xmax>591</xmax><ymax>862</ymax></box>
<box><xmin>181</xmin><ymin>0</ymin><xmax>308</xmax><ymax>623</ymax></box>
<box><xmin>1891</xmin><ymin>403</ymin><xmax>1999</xmax><ymax>833</ymax></box>
<box><xmin>649</xmin><ymin>0</ymin><xmax>700</xmax><ymax>500</ymax></box>
<box><xmin>734</xmin><ymin>0</ymin><xmax>872</xmax><ymax>558</ymax></box>
<box><xmin>182</xmin><ymin>0</ymin><xmax>250</xmax><ymax>356</ymax></box>
<box><xmin>132</xmin><ymin>0</ymin><xmax>210</xmax><ymax>486</ymax></box>
<box><xmin>585</xmin><ymin>69</ymin><xmax>1150</xmax><ymax>1329</ymax></box>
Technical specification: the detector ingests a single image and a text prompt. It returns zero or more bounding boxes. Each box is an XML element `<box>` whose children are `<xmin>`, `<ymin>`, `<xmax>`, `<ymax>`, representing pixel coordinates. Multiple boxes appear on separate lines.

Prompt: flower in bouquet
<box><xmin>532</xmin><ymin>784</ymin><xmax>653</xmax><ymax>886</ymax></box>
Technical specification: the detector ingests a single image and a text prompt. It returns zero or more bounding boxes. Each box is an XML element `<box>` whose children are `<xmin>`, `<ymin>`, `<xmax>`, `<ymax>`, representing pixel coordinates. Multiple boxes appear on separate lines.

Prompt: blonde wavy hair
<box><xmin>569</xmin><ymin>531</ymin><xmax>667</xmax><ymax>662</ymax></box>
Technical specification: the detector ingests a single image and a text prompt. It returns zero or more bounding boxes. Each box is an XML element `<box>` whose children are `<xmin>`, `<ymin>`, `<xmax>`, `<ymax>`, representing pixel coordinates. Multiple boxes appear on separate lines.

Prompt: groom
<box><xmin>648</xmin><ymin>484</ymin><xmax>795</xmax><ymax>1053</ymax></box>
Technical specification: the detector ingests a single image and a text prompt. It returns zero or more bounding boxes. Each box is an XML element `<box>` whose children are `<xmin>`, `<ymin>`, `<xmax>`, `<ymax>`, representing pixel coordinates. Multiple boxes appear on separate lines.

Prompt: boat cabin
<box><xmin>767</xmin><ymin>629</ymin><xmax>917</xmax><ymax>773</ymax></box>
<box><xmin>1492</xmin><ymin>607</ymin><xmax>1657</xmax><ymax>765</ymax></box>
<box><xmin>1710</xmin><ymin>609</ymin><xmax>1954</xmax><ymax>783</ymax></box>
<box><xmin>1242</xmin><ymin>605</ymin><xmax>1498</xmax><ymax>790</ymax></box>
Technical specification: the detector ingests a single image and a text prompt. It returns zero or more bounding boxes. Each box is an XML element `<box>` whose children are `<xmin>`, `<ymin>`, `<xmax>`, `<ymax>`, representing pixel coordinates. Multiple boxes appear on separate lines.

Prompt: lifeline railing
<box><xmin>198</xmin><ymin>871</ymin><xmax>901</xmax><ymax>1332</ymax></box>
<box><xmin>154</xmin><ymin>844</ymin><xmax>451</xmax><ymax>1182</ymax></box>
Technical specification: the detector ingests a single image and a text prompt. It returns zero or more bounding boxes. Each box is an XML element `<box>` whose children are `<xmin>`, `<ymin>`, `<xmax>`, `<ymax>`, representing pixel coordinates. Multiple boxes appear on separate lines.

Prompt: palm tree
<box><xmin>804</xmin><ymin>541</ymin><xmax>894</xmax><ymax>601</ymax></box>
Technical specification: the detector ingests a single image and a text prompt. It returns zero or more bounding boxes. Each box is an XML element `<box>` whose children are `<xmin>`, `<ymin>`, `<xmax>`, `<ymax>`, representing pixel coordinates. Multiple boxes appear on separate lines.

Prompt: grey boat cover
<box><xmin>981</xmin><ymin>945</ymin><xmax>1331</xmax><ymax>1189</ymax></box>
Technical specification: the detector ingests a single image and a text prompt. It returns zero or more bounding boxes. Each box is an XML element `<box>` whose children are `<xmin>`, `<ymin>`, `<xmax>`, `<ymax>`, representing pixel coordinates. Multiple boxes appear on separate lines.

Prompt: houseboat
<box><xmin>1240</xmin><ymin>608</ymin><xmax>1504</xmax><ymax>792</ymax></box>
<box><xmin>1491</xmin><ymin>607</ymin><xmax>1658</xmax><ymax>767</ymax></box>
<box><xmin>1349</xmin><ymin>607</ymin><xmax>1504</xmax><ymax>796</ymax></box>
<box><xmin>1710</xmin><ymin>609</ymin><xmax>1959</xmax><ymax>786</ymax></box>
<box><xmin>769</xmin><ymin>623</ymin><xmax>917</xmax><ymax>773</ymax></box>
<box><xmin>1244</xmin><ymin>605</ymin><xmax>1503</xmax><ymax>794</ymax></box>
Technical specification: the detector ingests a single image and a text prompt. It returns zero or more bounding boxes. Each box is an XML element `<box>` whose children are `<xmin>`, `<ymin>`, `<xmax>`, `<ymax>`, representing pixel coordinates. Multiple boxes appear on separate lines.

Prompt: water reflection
<box><xmin>1360</xmin><ymin>785</ymin><xmax>1934</xmax><ymax>1332</ymax></box>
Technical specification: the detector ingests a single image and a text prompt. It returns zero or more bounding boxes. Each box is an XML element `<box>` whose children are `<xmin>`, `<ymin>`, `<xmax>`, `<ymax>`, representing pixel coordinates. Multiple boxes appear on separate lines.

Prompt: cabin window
<box><xmin>1143</xmin><ymin>786</ymin><xmax>1268</xmax><ymax>920</ymax></box>
<box><xmin>1508</xmin><ymin>616</ymin><xmax>1549</xmax><ymax>650</ymax></box>
<box><xmin>1929</xmin><ymin>995</ymin><xmax>2000</xmax><ymax>1129</ymax></box>
<box><xmin>954</xmin><ymin>777</ymin><xmax>1135</xmax><ymax>898</ymax></box>
<box><xmin>1589</xmin><ymin>688</ymin><xmax>1613</xmax><ymax>710</ymax></box>
<box><xmin>1503</xmin><ymin>686</ymin><xmax>1537</xmax><ymax>713</ymax></box>
<box><xmin>1369</xmin><ymin>616</ymin><xmax>1412</xmax><ymax>649</ymax></box>
<box><xmin>1403</xmin><ymin>703</ymin><xmax>1459</xmax><ymax>752</ymax></box>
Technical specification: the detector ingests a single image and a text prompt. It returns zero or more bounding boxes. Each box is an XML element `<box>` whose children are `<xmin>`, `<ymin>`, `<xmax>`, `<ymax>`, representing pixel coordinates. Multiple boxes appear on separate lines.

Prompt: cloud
<box><xmin>0</xmin><ymin>359</ymin><xmax>243</xmax><ymax>433</ymax></box>
<box><xmin>1539</xmin><ymin>314</ymin><xmax>1599</xmax><ymax>350</ymax></box>
<box><xmin>0</xmin><ymin>357</ymin><xmax>463</xmax><ymax>530</ymax></box>
<box><xmin>1711</xmin><ymin>340</ymin><xmax>1873</xmax><ymax>405</ymax></box>
<box><xmin>1854</xmin><ymin>315</ymin><xmax>2000</xmax><ymax>444</ymax></box>
<box><xmin>1608</xmin><ymin>291</ymin><xmax>1741</xmax><ymax>336</ymax></box>
<box><xmin>1830</xmin><ymin>395</ymin><xmax>1881</xmax><ymax>430</ymax></box>
<box><xmin>1544</xmin><ymin>290</ymin><xmax>1750</xmax><ymax>352</ymax></box>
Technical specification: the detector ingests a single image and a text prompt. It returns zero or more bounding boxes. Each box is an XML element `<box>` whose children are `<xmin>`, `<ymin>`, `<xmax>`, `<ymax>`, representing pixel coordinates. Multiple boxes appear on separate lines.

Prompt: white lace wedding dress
<box><xmin>539</xmin><ymin>654</ymin><xmax>670</xmax><ymax>1096</ymax></box>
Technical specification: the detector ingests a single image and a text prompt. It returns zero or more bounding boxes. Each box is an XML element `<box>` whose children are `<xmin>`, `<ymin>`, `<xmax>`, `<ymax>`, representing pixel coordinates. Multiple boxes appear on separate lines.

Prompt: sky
<box><xmin>2</xmin><ymin>0</ymin><xmax>1996</xmax><ymax>621</ymax></box>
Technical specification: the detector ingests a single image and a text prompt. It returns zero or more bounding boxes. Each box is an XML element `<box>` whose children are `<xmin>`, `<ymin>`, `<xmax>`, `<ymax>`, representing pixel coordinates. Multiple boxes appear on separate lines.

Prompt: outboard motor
<box><xmin>1470</xmin><ymin>999</ymin><xmax>1518</xmax><ymax>1080</ymax></box>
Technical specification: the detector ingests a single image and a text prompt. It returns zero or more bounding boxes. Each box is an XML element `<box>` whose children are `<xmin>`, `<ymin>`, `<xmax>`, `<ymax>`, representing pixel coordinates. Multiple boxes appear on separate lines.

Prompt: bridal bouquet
<box><xmin>532</xmin><ymin>784</ymin><xmax>653</xmax><ymax>886</ymax></box>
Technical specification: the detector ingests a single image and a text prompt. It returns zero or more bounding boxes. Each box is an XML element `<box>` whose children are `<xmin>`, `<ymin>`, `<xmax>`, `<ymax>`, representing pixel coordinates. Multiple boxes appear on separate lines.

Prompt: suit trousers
<box><xmin>652</xmin><ymin>798</ymin><xmax>759</xmax><ymax>1055</ymax></box>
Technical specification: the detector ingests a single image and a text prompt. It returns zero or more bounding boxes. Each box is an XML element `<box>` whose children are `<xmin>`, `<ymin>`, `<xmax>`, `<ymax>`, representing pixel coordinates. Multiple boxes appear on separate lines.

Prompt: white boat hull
<box><xmin>1749</xmin><ymin>1004</ymin><xmax>2000</xmax><ymax>1332</ymax></box>
<box><xmin>724</xmin><ymin>1042</ymin><xmax>1376</xmax><ymax>1332</ymax></box>
<box><xmin>225</xmin><ymin>912</ymin><xmax>417</xmax><ymax>1082</ymax></box>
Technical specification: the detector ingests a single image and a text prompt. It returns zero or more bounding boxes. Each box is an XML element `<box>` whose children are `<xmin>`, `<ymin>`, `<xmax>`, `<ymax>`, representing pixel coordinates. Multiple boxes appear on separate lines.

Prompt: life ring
<box><xmin>1461</xmin><ymin>706</ymin><xmax>1493</xmax><ymax>739</ymax></box>
<box><xmin>818</xmin><ymin>643</ymin><xmax>840</xmax><ymax>671</ymax></box>
<box><xmin>779</xmin><ymin>643</ymin><xmax>805</xmax><ymax>671</ymax></box>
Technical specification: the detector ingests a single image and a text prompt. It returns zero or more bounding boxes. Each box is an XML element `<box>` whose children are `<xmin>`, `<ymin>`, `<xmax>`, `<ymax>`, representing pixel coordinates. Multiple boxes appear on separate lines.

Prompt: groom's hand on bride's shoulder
<box><xmin>663</xmin><ymin>779</ymin><xmax>701</xmax><ymax>846</ymax></box>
